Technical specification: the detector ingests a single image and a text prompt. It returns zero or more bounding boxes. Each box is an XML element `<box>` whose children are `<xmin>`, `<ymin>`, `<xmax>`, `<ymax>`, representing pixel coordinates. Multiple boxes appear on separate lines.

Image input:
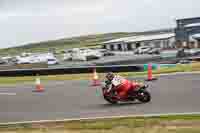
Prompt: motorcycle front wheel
<box><xmin>137</xmin><ymin>91</ymin><xmax>151</xmax><ymax>103</ymax></box>
<box><xmin>104</xmin><ymin>95</ymin><xmax>118</xmax><ymax>104</ymax></box>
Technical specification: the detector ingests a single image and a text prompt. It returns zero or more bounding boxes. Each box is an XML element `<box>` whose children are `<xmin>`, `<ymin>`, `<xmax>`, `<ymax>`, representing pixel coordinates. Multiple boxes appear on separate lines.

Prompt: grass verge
<box><xmin>1</xmin><ymin>114</ymin><xmax>200</xmax><ymax>133</ymax></box>
<box><xmin>0</xmin><ymin>63</ymin><xmax>200</xmax><ymax>85</ymax></box>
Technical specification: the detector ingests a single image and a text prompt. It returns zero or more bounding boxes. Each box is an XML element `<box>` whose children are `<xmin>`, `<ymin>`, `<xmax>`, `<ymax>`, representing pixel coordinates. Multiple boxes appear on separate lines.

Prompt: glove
<box><xmin>144</xmin><ymin>84</ymin><xmax>149</xmax><ymax>88</ymax></box>
<box><xmin>106</xmin><ymin>85</ymin><xmax>112</xmax><ymax>93</ymax></box>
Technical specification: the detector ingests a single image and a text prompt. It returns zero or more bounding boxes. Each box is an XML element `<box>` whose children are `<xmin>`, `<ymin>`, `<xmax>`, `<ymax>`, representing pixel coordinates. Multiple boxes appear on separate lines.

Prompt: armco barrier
<box><xmin>143</xmin><ymin>64</ymin><xmax>177</xmax><ymax>71</ymax></box>
<box><xmin>0</xmin><ymin>65</ymin><xmax>144</xmax><ymax>77</ymax></box>
<box><xmin>0</xmin><ymin>63</ymin><xmax>48</xmax><ymax>70</ymax></box>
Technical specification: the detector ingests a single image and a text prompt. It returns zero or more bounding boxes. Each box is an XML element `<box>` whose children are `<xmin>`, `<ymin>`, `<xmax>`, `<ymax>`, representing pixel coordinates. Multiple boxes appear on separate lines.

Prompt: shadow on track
<box><xmin>83</xmin><ymin>101</ymin><xmax>147</xmax><ymax>110</ymax></box>
<box><xmin>102</xmin><ymin>101</ymin><xmax>144</xmax><ymax>108</ymax></box>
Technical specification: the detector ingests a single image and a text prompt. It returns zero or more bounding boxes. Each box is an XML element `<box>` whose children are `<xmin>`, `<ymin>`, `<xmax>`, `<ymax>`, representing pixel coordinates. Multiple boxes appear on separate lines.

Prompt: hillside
<box><xmin>0</xmin><ymin>32</ymin><xmax>137</xmax><ymax>56</ymax></box>
<box><xmin>0</xmin><ymin>28</ymin><xmax>174</xmax><ymax>56</ymax></box>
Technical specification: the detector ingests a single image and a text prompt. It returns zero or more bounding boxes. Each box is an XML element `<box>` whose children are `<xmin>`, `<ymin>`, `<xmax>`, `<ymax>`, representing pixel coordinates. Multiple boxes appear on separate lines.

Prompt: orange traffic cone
<box><xmin>146</xmin><ymin>63</ymin><xmax>157</xmax><ymax>81</ymax></box>
<box><xmin>91</xmin><ymin>68</ymin><xmax>101</xmax><ymax>86</ymax></box>
<box><xmin>33</xmin><ymin>76</ymin><xmax>44</xmax><ymax>92</ymax></box>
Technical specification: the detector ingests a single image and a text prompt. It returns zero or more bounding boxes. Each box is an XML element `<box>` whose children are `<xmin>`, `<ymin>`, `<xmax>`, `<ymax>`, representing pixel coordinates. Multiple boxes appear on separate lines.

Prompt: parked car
<box><xmin>101</xmin><ymin>50</ymin><xmax>115</xmax><ymax>56</ymax></box>
<box><xmin>71</xmin><ymin>48</ymin><xmax>103</xmax><ymax>61</ymax></box>
<box><xmin>1</xmin><ymin>56</ymin><xmax>14</xmax><ymax>64</ymax></box>
<box><xmin>63</xmin><ymin>50</ymin><xmax>73</xmax><ymax>61</ymax></box>
<box><xmin>0</xmin><ymin>59</ymin><xmax>6</xmax><ymax>64</ymax></box>
<box><xmin>176</xmin><ymin>48</ymin><xmax>188</xmax><ymax>58</ymax></box>
<box><xmin>192</xmin><ymin>51</ymin><xmax>200</xmax><ymax>56</ymax></box>
<box><xmin>147</xmin><ymin>48</ymin><xmax>161</xmax><ymax>55</ymax></box>
<box><xmin>177</xmin><ymin>59</ymin><xmax>192</xmax><ymax>64</ymax></box>
<box><xmin>134</xmin><ymin>46</ymin><xmax>152</xmax><ymax>54</ymax></box>
<box><xmin>47</xmin><ymin>58</ymin><xmax>59</xmax><ymax>65</ymax></box>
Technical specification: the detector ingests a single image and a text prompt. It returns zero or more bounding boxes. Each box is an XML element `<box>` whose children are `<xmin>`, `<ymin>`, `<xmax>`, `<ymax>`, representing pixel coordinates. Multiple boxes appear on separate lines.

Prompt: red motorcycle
<box><xmin>102</xmin><ymin>82</ymin><xmax>151</xmax><ymax>104</ymax></box>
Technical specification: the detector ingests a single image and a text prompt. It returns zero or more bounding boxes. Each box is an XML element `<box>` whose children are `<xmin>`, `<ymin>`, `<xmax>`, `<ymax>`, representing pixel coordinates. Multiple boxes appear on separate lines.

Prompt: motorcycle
<box><xmin>102</xmin><ymin>82</ymin><xmax>151</xmax><ymax>104</ymax></box>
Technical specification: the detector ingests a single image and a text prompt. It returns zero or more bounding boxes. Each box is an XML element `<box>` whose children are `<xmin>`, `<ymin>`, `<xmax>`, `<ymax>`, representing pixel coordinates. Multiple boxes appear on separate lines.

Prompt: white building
<box><xmin>102</xmin><ymin>32</ymin><xmax>176</xmax><ymax>51</ymax></box>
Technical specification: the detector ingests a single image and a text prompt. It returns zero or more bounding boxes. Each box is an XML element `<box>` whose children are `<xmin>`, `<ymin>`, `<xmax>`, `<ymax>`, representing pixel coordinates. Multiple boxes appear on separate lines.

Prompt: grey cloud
<box><xmin>0</xmin><ymin>0</ymin><xmax>200</xmax><ymax>48</ymax></box>
<box><xmin>0</xmin><ymin>0</ymin><xmax>105</xmax><ymax>16</ymax></box>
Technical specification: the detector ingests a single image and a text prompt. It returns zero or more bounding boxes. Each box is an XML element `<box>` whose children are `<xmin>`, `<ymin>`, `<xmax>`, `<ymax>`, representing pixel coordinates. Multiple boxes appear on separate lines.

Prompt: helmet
<box><xmin>106</xmin><ymin>72</ymin><xmax>114</xmax><ymax>80</ymax></box>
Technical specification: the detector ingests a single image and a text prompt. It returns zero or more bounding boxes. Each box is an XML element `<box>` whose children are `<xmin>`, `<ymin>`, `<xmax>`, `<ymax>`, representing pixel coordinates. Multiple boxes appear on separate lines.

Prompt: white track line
<box><xmin>157</xmin><ymin>71</ymin><xmax>200</xmax><ymax>77</ymax></box>
<box><xmin>1</xmin><ymin>112</ymin><xmax>200</xmax><ymax>125</ymax></box>
<box><xmin>0</xmin><ymin>93</ymin><xmax>16</xmax><ymax>96</ymax></box>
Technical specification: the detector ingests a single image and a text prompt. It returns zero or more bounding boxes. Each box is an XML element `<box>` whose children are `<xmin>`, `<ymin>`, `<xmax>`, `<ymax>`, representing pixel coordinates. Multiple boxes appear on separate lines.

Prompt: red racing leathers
<box><xmin>106</xmin><ymin>75</ymin><xmax>141</xmax><ymax>100</ymax></box>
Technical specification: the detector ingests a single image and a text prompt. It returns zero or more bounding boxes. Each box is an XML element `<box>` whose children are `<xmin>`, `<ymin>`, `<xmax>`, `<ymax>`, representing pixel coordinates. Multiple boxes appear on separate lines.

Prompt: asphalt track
<box><xmin>0</xmin><ymin>73</ymin><xmax>200</xmax><ymax>123</ymax></box>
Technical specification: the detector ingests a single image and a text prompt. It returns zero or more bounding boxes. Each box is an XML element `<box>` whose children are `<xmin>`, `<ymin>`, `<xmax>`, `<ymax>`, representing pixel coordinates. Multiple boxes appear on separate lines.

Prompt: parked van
<box><xmin>16</xmin><ymin>53</ymin><xmax>59</xmax><ymax>65</ymax></box>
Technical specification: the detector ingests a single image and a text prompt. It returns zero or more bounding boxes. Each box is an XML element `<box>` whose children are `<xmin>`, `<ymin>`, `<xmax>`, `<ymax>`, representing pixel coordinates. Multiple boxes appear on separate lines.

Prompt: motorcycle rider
<box><xmin>105</xmin><ymin>72</ymin><xmax>143</xmax><ymax>100</ymax></box>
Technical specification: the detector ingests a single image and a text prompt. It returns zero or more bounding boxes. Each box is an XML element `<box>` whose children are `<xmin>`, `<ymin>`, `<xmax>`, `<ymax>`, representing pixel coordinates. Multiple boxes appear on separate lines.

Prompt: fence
<box><xmin>0</xmin><ymin>65</ymin><xmax>144</xmax><ymax>77</ymax></box>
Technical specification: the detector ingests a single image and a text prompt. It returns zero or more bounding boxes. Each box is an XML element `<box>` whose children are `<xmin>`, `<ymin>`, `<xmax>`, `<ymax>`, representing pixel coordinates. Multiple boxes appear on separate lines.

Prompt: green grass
<box><xmin>1</xmin><ymin>114</ymin><xmax>200</xmax><ymax>133</ymax></box>
<box><xmin>64</xmin><ymin>114</ymin><xmax>200</xmax><ymax>130</ymax></box>
<box><xmin>0</xmin><ymin>63</ymin><xmax>200</xmax><ymax>85</ymax></box>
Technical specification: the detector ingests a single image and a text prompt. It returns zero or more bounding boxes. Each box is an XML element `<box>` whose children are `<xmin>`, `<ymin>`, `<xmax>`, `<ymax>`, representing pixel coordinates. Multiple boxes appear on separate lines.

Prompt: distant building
<box><xmin>175</xmin><ymin>34</ymin><xmax>200</xmax><ymax>49</ymax></box>
<box><xmin>102</xmin><ymin>32</ymin><xmax>176</xmax><ymax>51</ymax></box>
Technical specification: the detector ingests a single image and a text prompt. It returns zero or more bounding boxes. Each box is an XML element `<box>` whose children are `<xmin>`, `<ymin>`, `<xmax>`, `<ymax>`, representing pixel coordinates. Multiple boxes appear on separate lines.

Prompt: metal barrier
<box><xmin>0</xmin><ymin>65</ymin><xmax>144</xmax><ymax>77</ymax></box>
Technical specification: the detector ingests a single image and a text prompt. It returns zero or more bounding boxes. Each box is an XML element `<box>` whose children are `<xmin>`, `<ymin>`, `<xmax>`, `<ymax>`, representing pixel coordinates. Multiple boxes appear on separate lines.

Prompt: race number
<box><xmin>112</xmin><ymin>76</ymin><xmax>123</xmax><ymax>86</ymax></box>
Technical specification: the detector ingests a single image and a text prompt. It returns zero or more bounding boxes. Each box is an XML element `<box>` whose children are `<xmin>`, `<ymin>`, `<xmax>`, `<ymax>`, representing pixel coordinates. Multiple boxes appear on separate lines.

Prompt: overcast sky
<box><xmin>0</xmin><ymin>0</ymin><xmax>200</xmax><ymax>48</ymax></box>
